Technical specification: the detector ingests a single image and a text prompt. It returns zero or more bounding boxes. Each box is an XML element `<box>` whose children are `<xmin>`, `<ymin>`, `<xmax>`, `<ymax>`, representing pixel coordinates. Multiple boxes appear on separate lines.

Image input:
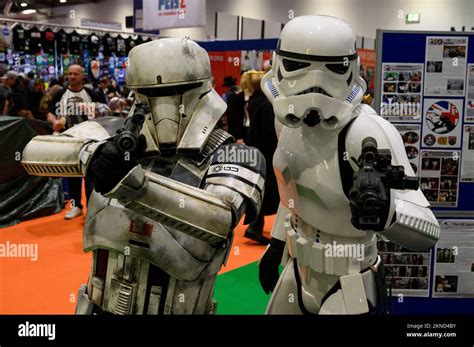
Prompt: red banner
<box><xmin>208</xmin><ymin>51</ymin><xmax>241</xmax><ymax>96</ymax></box>
<box><xmin>357</xmin><ymin>48</ymin><xmax>376</xmax><ymax>93</ymax></box>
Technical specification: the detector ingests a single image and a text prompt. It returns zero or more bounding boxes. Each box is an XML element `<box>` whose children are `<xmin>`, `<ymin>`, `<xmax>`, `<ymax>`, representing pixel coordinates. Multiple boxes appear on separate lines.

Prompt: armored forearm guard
<box><xmin>105</xmin><ymin>165</ymin><xmax>234</xmax><ymax>245</ymax></box>
<box><xmin>21</xmin><ymin>117</ymin><xmax>124</xmax><ymax>177</ymax></box>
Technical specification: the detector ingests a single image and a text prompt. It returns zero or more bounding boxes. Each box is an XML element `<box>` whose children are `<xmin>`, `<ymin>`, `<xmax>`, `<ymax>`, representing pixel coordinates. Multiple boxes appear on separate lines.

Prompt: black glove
<box><xmin>259</xmin><ymin>237</ymin><xmax>285</xmax><ymax>294</ymax></box>
<box><xmin>90</xmin><ymin>135</ymin><xmax>147</xmax><ymax>195</ymax></box>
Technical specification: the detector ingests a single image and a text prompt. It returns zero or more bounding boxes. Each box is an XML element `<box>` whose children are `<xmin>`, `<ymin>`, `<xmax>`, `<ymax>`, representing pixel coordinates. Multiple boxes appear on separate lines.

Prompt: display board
<box><xmin>376</xmin><ymin>30</ymin><xmax>474</xmax><ymax>314</ymax></box>
<box><xmin>375</xmin><ymin>30</ymin><xmax>474</xmax><ymax>217</ymax></box>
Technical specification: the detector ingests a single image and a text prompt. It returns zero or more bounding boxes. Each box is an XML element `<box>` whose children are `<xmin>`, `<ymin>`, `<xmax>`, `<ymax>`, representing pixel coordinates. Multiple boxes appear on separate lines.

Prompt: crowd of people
<box><xmin>0</xmin><ymin>67</ymin><xmax>133</xmax><ymax>125</ymax></box>
<box><xmin>0</xmin><ymin>64</ymin><xmax>133</xmax><ymax>219</ymax></box>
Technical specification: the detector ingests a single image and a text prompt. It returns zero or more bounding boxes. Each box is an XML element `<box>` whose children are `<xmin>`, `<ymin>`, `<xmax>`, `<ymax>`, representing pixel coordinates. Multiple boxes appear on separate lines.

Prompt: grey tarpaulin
<box><xmin>0</xmin><ymin>116</ymin><xmax>64</xmax><ymax>228</ymax></box>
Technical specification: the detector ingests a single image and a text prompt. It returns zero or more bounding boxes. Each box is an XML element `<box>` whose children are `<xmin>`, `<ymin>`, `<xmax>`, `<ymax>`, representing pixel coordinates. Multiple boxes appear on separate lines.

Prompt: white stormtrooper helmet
<box><xmin>262</xmin><ymin>15</ymin><xmax>367</xmax><ymax>130</ymax></box>
<box><xmin>127</xmin><ymin>38</ymin><xmax>226</xmax><ymax>154</ymax></box>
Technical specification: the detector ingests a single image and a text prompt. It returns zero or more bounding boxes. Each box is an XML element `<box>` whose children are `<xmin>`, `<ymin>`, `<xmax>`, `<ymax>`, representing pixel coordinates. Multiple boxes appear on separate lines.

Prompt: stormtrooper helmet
<box><xmin>261</xmin><ymin>15</ymin><xmax>367</xmax><ymax>130</ymax></box>
<box><xmin>127</xmin><ymin>38</ymin><xmax>226</xmax><ymax>154</ymax></box>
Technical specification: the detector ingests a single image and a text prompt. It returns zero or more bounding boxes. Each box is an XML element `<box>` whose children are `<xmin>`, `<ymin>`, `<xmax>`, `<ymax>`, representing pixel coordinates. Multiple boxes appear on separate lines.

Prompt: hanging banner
<box><xmin>143</xmin><ymin>0</ymin><xmax>206</xmax><ymax>30</ymax></box>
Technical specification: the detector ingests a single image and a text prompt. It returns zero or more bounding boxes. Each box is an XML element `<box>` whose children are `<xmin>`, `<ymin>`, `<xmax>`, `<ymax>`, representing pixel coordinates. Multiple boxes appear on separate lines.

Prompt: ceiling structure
<box><xmin>0</xmin><ymin>0</ymin><xmax>103</xmax><ymax>13</ymax></box>
<box><xmin>0</xmin><ymin>0</ymin><xmax>102</xmax><ymax>7</ymax></box>
<box><xmin>0</xmin><ymin>0</ymin><xmax>104</xmax><ymax>19</ymax></box>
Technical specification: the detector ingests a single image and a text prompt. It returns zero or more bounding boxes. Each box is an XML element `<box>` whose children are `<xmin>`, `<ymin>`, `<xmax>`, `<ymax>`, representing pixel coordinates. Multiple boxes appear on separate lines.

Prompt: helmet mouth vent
<box><xmin>297</xmin><ymin>86</ymin><xmax>332</xmax><ymax>98</ymax></box>
<box><xmin>303</xmin><ymin>110</ymin><xmax>321</xmax><ymax>127</ymax></box>
<box><xmin>285</xmin><ymin>113</ymin><xmax>302</xmax><ymax>126</ymax></box>
<box><xmin>323</xmin><ymin>116</ymin><xmax>338</xmax><ymax>127</ymax></box>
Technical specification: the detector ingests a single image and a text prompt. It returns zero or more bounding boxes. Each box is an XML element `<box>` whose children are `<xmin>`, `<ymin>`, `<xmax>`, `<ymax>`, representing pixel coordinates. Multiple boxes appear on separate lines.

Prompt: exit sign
<box><xmin>406</xmin><ymin>13</ymin><xmax>420</xmax><ymax>24</ymax></box>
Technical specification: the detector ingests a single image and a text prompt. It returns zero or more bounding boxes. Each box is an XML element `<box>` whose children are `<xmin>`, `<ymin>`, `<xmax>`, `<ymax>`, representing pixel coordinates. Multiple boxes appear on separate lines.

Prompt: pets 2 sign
<box><xmin>143</xmin><ymin>0</ymin><xmax>206</xmax><ymax>30</ymax></box>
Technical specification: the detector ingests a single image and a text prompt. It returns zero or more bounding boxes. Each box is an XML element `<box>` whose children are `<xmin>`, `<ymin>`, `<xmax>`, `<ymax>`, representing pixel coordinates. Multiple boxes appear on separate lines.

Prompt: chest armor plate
<box><xmin>274</xmin><ymin>125</ymin><xmax>366</xmax><ymax>237</ymax></box>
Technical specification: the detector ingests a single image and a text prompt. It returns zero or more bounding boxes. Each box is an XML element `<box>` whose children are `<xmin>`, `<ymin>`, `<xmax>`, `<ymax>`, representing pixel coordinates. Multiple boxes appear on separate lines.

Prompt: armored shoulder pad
<box><xmin>187</xmin><ymin>127</ymin><xmax>234</xmax><ymax>166</ymax></box>
<box><xmin>205</xmin><ymin>143</ymin><xmax>266</xmax><ymax>220</ymax></box>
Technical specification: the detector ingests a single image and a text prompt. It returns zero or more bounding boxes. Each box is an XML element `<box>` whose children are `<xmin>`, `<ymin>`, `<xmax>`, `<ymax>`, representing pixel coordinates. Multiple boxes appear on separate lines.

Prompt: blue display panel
<box><xmin>376</xmin><ymin>30</ymin><xmax>474</xmax><ymax>314</ymax></box>
<box><xmin>378</xmin><ymin>31</ymin><xmax>474</xmax><ymax>215</ymax></box>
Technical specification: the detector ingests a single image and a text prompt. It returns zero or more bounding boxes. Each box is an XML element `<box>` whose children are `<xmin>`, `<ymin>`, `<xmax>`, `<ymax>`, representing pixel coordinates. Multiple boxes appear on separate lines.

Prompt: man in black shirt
<box><xmin>48</xmin><ymin>64</ymin><xmax>103</xmax><ymax>219</ymax></box>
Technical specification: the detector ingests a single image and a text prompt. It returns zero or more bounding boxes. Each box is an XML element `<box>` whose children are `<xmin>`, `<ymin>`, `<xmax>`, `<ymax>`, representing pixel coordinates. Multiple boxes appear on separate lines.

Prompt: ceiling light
<box><xmin>22</xmin><ymin>9</ymin><xmax>36</xmax><ymax>14</ymax></box>
<box><xmin>20</xmin><ymin>2</ymin><xmax>28</xmax><ymax>7</ymax></box>
<box><xmin>60</xmin><ymin>0</ymin><xmax>67</xmax><ymax>3</ymax></box>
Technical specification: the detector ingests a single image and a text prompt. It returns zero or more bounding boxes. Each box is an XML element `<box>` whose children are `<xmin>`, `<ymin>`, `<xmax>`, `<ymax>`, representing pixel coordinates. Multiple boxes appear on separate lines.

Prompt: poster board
<box><xmin>376</xmin><ymin>30</ymin><xmax>474</xmax><ymax>313</ymax></box>
<box><xmin>375</xmin><ymin>30</ymin><xmax>474</xmax><ymax>218</ymax></box>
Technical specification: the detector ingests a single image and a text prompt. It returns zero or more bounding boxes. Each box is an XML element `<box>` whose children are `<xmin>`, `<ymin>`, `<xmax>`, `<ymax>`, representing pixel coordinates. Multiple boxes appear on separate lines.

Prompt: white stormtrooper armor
<box><xmin>22</xmin><ymin>38</ymin><xmax>266</xmax><ymax>314</ymax></box>
<box><xmin>261</xmin><ymin>15</ymin><xmax>440</xmax><ymax>314</ymax></box>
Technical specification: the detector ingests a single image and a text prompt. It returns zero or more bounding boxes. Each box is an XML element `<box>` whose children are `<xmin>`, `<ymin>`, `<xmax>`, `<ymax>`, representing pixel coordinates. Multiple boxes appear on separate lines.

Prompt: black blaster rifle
<box><xmin>348</xmin><ymin>137</ymin><xmax>419</xmax><ymax>231</ymax></box>
<box><xmin>114</xmin><ymin>103</ymin><xmax>150</xmax><ymax>153</ymax></box>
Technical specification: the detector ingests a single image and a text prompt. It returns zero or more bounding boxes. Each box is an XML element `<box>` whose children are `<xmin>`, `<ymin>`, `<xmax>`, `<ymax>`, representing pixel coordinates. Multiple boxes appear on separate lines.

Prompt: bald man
<box><xmin>48</xmin><ymin>64</ymin><xmax>103</xmax><ymax>219</ymax></box>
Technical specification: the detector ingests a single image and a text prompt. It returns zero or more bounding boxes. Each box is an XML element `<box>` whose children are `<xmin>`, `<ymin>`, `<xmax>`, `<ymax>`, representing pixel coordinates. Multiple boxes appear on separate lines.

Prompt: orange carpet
<box><xmin>0</xmin><ymin>198</ymin><xmax>273</xmax><ymax>314</ymax></box>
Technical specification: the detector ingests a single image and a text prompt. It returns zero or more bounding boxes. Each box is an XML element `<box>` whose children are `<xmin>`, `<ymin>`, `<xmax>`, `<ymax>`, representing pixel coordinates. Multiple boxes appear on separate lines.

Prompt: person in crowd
<box><xmin>48</xmin><ymin>78</ymin><xmax>65</xmax><ymax>97</ymax></box>
<box><xmin>244</xmin><ymin>71</ymin><xmax>279</xmax><ymax>244</ymax></box>
<box><xmin>28</xmin><ymin>78</ymin><xmax>46</xmax><ymax>120</ymax></box>
<box><xmin>226</xmin><ymin>70</ymin><xmax>257</xmax><ymax>144</ymax></box>
<box><xmin>108</xmin><ymin>96</ymin><xmax>127</xmax><ymax>117</ymax></box>
<box><xmin>38</xmin><ymin>78</ymin><xmax>64</xmax><ymax>120</ymax></box>
<box><xmin>217</xmin><ymin>76</ymin><xmax>240</xmax><ymax>132</ymax></box>
<box><xmin>9</xmin><ymin>73</ymin><xmax>30</xmax><ymax>118</ymax></box>
<box><xmin>47</xmin><ymin>64</ymin><xmax>103</xmax><ymax>220</ymax></box>
<box><xmin>107</xmin><ymin>78</ymin><xmax>121</xmax><ymax>99</ymax></box>
<box><xmin>0</xmin><ymin>71</ymin><xmax>17</xmax><ymax>115</ymax></box>
<box><xmin>57</xmin><ymin>75</ymin><xmax>65</xmax><ymax>87</ymax></box>
<box><xmin>94</xmin><ymin>76</ymin><xmax>109</xmax><ymax>104</ymax></box>
<box><xmin>221</xmin><ymin>75</ymin><xmax>239</xmax><ymax>103</ymax></box>
<box><xmin>26</xmin><ymin>71</ymin><xmax>36</xmax><ymax>92</ymax></box>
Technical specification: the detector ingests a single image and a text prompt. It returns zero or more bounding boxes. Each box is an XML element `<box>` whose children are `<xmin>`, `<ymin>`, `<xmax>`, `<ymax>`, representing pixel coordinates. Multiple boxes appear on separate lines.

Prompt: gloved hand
<box><xmin>259</xmin><ymin>237</ymin><xmax>285</xmax><ymax>294</ymax></box>
<box><xmin>90</xmin><ymin>135</ymin><xmax>147</xmax><ymax>195</ymax></box>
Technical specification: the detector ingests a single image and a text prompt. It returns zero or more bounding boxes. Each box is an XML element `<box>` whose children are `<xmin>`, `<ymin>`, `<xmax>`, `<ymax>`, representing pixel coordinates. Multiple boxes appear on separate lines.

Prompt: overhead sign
<box><xmin>143</xmin><ymin>0</ymin><xmax>206</xmax><ymax>30</ymax></box>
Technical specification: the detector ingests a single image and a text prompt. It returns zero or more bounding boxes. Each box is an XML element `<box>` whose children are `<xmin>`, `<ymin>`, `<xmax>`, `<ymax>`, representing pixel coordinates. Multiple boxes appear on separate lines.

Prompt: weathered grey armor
<box><xmin>22</xmin><ymin>38</ymin><xmax>266</xmax><ymax>315</ymax></box>
<box><xmin>23</xmin><ymin>118</ymin><xmax>265</xmax><ymax>314</ymax></box>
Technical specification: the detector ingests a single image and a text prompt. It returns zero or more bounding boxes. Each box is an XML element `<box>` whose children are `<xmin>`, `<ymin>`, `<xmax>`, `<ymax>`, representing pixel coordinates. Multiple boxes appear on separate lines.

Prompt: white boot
<box><xmin>65</xmin><ymin>206</ymin><xmax>83</xmax><ymax>220</ymax></box>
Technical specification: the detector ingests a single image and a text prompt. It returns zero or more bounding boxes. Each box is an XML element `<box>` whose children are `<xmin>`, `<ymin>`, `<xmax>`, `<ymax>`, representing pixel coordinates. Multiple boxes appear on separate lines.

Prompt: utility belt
<box><xmin>284</xmin><ymin>214</ymin><xmax>387</xmax><ymax>314</ymax></box>
<box><xmin>284</xmin><ymin>214</ymin><xmax>378</xmax><ymax>277</ymax></box>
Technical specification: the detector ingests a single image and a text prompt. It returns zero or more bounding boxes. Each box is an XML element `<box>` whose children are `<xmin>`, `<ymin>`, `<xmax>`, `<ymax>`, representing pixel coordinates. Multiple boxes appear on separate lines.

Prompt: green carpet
<box><xmin>214</xmin><ymin>261</ymin><xmax>272</xmax><ymax>314</ymax></box>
